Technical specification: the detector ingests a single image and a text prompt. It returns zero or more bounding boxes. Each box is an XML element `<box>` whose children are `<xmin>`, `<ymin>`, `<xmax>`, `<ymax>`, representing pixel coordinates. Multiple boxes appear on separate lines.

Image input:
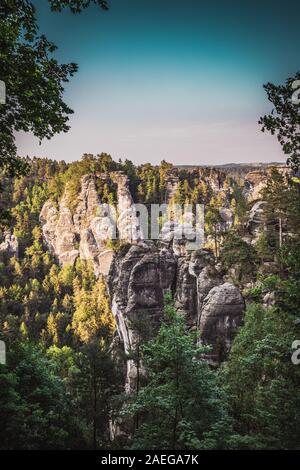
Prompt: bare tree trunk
<box><xmin>214</xmin><ymin>225</ymin><xmax>218</xmax><ymax>258</ymax></box>
<box><xmin>279</xmin><ymin>216</ymin><xmax>283</xmax><ymax>248</ymax></box>
<box><xmin>135</xmin><ymin>341</ymin><xmax>140</xmax><ymax>431</ymax></box>
<box><xmin>172</xmin><ymin>340</ymin><xmax>180</xmax><ymax>450</ymax></box>
<box><xmin>93</xmin><ymin>358</ymin><xmax>97</xmax><ymax>450</ymax></box>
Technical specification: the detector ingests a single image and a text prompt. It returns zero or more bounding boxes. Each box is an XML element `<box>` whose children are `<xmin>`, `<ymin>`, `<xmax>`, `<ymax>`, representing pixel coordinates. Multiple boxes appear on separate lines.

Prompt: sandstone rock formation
<box><xmin>165</xmin><ymin>173</ymin><xmax>179</xmax><ymax>202</ymax></box>
<box><xmin>243</xmin><ymin>170</ymin><xmax>268</xmax><ymax>201</ymax></box>
<box><xmin>108</xmin><ymin>243</ymin><xmax>244</xmax><ymax>390</ymax></box>
<box><xmin>0</xmin><ymin>231</ymin><xmax>18</xmax><ymax>258</ymax></box>
<box><xmin>199</xmin><ymin>282</ymin><xmax>244</xmax><ymax>362</ymax></box>
<box><xmin>40</xmin><ymin>172</ymin><xmax>142</xmax><ymax>276</ymax></box>
<box><xmin>160</xmin><ymin>211</ymin><xmax>203</xmax><ymax>256</ymax></box>
<box><xmin>219</xmin><ymin>208</ymin><xmax>233</xmax><ymax>230</ymax></box>
<box><xmin>39</xmin><ymin>171</ymin><xmax>245</xmax><ymax>390</ymax></box>
<box><xmin>247</xmin><ymin>201</ymin><xmax>267</xmax><ymax>239</ymax></box>
<box><xmin>40</xmin><ymin>196</ymin><xmax>79</xmax><ymax>266</ymax></box>
<box><xmin>112</xmin><ymin>172</ymin><xmax>143</xmax><ymax>242</ymax></box>
<box><xmin>108</xmin><ymin>242</ymin><xmax>177</xmax><ymax>390</ymax></box>
<box><xmin>243</xmin><ymin>165</ymin><xmax>290</xmax><ymax>202</ymax></box>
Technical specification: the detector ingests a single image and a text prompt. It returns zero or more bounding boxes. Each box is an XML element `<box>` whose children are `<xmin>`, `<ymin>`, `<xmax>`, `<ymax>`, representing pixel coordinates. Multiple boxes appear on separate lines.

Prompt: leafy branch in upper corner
<box><xmin>0</xmin><ymin>0</ymin><xmax>109</xmax><ymax>178</ymax></box>
<box><xmin>49</xmin><ymin>0</ymin><xmax>109</xmax><ymax>13</ymax></box>
<box><xmin>259</xmin><ymin>72</ymin><xmax>300</xmax><ymax>171</ymax></box>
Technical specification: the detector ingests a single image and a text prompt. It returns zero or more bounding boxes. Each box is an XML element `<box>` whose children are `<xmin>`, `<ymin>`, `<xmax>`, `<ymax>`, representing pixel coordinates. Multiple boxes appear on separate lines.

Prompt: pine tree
<box><xmin>0</xmin><ymin>342</ymin><xmax>82</xmax><ymax>449</ymax></box>
<box><xmin>72</xmin><ymin>276</ymin><xmax>115</xmax><ymax>344</ymax></box>
<box><xmin>221</xmin><ymin>233</ymin><xmax>258</xmax><ymax>283</ymax></box>
<box><xmin>261</xmin><ymin>169</ymin><xmax>290</xmax><ymax>252</ymax></box>
<box><xmin>124</xmin><ymin>294</ymin><xmax>231</xmax><ymax>450</ymax></box>
<box><xmin>221</xmin><ymin>303</ymin><xmax>300</xmax><ymax>449</ymax></box>
<box><xmin>205</xmin><ymin>206</ymin><xmax>223</xmax><ymax>257</ymax></box>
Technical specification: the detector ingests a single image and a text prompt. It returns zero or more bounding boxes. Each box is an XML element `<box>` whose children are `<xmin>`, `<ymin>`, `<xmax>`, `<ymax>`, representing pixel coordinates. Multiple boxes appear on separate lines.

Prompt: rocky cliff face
<box><xmin>0</xmin><ymin>231</ymin><xmax>18</xmax><ymax>258</ymax></box>
<box><xmin>247</xmin><ymin>201</ymin><xmax>267</xmax><ymax>239</ymax></box>
<box><xmin>243</xmin><ymin>170</ymin><xmax>269</xmax><ymax>202</ymax></box>
<box><xmin>108</xmin><ymin>242</ymin><xmax>177</xmax><ymax>390</ymax></box>
<box><xmin>40</xmin><ymin>172</ymin><xmax>142</xmax><ymax>276</ymax></box>
<box><xmin>108</xmin><ymin>242</ymin><xmax>244</xmax><ymax>389</ymax></box>
<box><xmin>174</xmin><ymin>250</ymin><xmax>244</xmax><ymax>363</ymax></box>
<box><xmin>39</xmin><ymin>170</ymin><xmax>246</xmax><ymax>390</ymax></box>
<box><xmin>242</xmin><ymin>166</ymin><xmax>291</xmax><ymax>241</ymax></box>
<box><xmin>243</xmin><ymin>166</ymin><xmax>290</xmax><ymax>202</ymax></box>
<box><xmin>199</xmin><ymin>282</ymin><xmax>244</xmax><ymax>361</ymax></box>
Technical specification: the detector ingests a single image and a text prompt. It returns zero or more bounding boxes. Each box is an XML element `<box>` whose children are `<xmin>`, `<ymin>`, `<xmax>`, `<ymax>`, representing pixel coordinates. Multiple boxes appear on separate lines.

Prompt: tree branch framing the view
<box><xmin>0</xmin><ymin>0</ymin><xmax>109</xmax><ymax>177</ymax></box>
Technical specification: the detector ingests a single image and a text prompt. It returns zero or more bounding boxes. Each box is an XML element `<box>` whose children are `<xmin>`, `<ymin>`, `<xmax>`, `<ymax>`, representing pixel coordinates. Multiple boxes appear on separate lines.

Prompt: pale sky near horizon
<box><xmin>15</xmin><ymin>0</ymin><xmax>300</xmax><ymax>166</ymax></box>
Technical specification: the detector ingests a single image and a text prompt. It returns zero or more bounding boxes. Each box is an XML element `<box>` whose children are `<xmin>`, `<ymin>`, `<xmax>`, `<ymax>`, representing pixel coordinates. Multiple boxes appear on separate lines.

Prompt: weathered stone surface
<box><xmin>243</xmin><ymin>166</ymin><xmax>290</xmax><ymax>202</ymax></box>
<box><xmin>0</xmin><ymin>231</ymin><xmax>18</xmax><ymax>257</ymax></box>
<box><xmin>160</xmin><ymin>210</ymin><xmax>203</xmax><ymax>257</ymax></box>
<box><xmin>219</xmin><ymin>208</ymin><xmax>233</xmax><ymax>230</ymax></box>
<box><xmin>73</xmin><ymin>174</ymin><xmax>99</xmax><ymax>229</ymax></box>
<box><xmin>174</xmin><ymin>256</ymin><xmax>197</xmax><ymax>327</ymax></box>
<box><xmin>108</xmin><ymin>243</ymin><xmax>177</xmax><ymax>336</ymax></box>
<box><xmin>55</xmin><ymin>197</ymin><xmax>79</xmax><ymax>266</ymax></box>
<box><xmin>263</xmin><ymin>291</ymin><xmax>275</xmax><ymax>308</ymax></box>
<box><xmin>174</xmin><ymin>249</ymin><xmax>222</xmax><ymax>328</ymax></box>
<box><xmin>108</xmin><ymin>242</ymin><xmax>177</xmax><ymax>390</ymax></box>
<box><xmin>197</xmin><ymin>265</ymin><xmax>223</xmax><ymax>309</ymax></box>
<box><xmin>39</xmin><ymin>173</ymin><xmax>142</xmax><ymax>275</ymax></box>
<box><xmin>108</xmin><ymin>243</ymin><xmax>244</xmax><ymax>388</ymax></box>
<box><xmin>40</xmin><ymin>197</ymin><xmax>79</xmax><ymax>266</ymax></box>
<box><xmin>39</xmin><ymin>200</ymin><xmax>59</xmax><ymax>251</ymax></box>
<box><xmin>247</xmin><ymin>201</ymin><xmax>266</xmax><ymax>238</ymax></box>
<box><xmin>199</xmin><ymin>167</ymin><xmax>226</xmax><ymax>192</ymax></box>
<box><xmin>199</xmin><ymin>282</ymin><xmax>244</xmax><ymax>362</ymax></box>
<box><xmin>243</xmin><ymin>170</ymin><xmax>268</xmax><ymax>201</ymax></box>
<box><xmin>112</xmin><ymin>172</ymin><xmax>143</xmax><ymax>242</ymax></box>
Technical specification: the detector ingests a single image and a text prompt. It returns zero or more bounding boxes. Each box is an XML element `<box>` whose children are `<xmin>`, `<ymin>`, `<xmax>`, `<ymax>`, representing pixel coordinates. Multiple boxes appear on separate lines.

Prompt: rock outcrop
<box><xmin>173</xmin><ymin>249</ymin><xmax>244</xmax><ymax>363</ymax></box>
<box><xmin>219</xmin><ymin>208</ymin><xmax>234</xmax><ymax>230</ymax></box>
<box><xmin>40</xmin><ymin>196</ymin><xmax>79</xmax><ymax>266</ymax></box>
<box><xmin>112</xmin><ymin>172</ymin><xmax>143</xmax><ymax>242</ymax></box>
<box><xmin>243</xmin><ymin>170</ymin><xmax>268</xmax><ymax>201</ymax></box>
<box><xmin>0</xmin><ymin>231</ymin><xmax>18</xmax><ymax>258</ymax></box>
<box><xmin>165</xmin><ymin>174</ymin><xmax>179</xmax><ymax>202</ymax></box>
<box><xmin>108</xmin><ymin>242</ymin><xmax>177</xmax><ymax>390</ymax></box>
<box><xmin>39</xmin><ymin>171</ymin><xmax>245</xmax><ymax>390</ymax></box>
<box><xmin>108</xmin><ymin>243</ymin><xmax>244</xmax><ymax>389</ymax></box>
<box><xmin>199</xmin><ymin>282</ymin><xmax>244</xmax><ymax>362</ymax></box>
<box><xmin>247</xmin><ymin>201</ymin><xmax>267</xmax><ymax>239</ymax></box>
<box><xmin>40</xmin><ymin>173</ymin><xmax>142</xmax><ymax>276</ymax></box>
<box><xmin>243</xmin><ymin>166</ymin><xmax>290</xmax><ymax>202</ymax></box>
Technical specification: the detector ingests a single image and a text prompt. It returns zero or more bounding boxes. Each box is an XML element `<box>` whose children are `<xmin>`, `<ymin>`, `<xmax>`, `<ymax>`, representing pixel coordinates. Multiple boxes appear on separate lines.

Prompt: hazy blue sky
<box><xmin>16</xmin><ymin>0</ymin><xmax>300</xmax><ymax>165</ymax></box>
